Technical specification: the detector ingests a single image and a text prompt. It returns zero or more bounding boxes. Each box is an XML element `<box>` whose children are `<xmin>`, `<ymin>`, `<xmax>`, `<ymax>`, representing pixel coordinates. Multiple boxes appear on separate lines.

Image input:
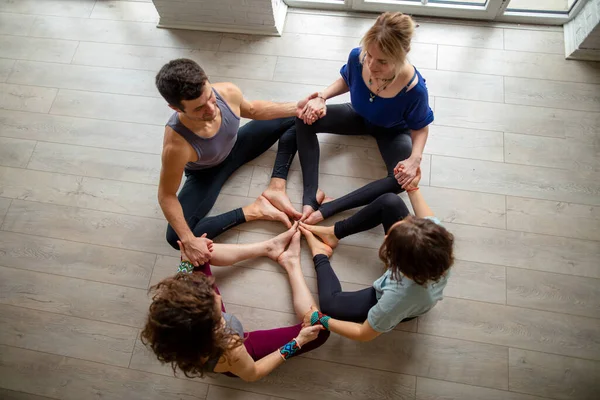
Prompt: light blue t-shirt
<box><xmin>367</xmin><ymin>216</ymin><xmax>449</xmax><ymax>333</ymax></box>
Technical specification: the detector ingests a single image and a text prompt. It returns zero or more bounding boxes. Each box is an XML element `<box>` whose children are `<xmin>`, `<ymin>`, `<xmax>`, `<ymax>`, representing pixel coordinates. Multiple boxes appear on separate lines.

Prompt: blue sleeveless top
<box><xmin>167</xmin><ymin>88</ymin><xmax>240</xmax><ymax>170</ymax></box>
<box><xmin>340</xmin><ymin>47</ymin><xmax>434</xmax><ymax>130</ymax></box>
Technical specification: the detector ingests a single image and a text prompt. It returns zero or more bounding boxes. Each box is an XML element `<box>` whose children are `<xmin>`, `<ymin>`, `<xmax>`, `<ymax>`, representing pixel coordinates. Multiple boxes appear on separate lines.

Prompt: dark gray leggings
<box><xmin>296</xmin><ymin>103</ymin><xmax>412</xmax><ymax>218</ymax></box>
<box><xmin>315</xmin><ymin>194</ymin><xmax>414</xmax><ymax>323</ymax></box>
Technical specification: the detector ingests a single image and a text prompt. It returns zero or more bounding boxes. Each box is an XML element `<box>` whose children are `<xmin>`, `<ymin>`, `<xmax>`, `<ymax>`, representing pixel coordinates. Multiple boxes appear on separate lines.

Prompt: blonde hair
<box><xmin>360</xmin><ymin>12</ymin><xmax>416</xmax><ymax>65</ymax></box>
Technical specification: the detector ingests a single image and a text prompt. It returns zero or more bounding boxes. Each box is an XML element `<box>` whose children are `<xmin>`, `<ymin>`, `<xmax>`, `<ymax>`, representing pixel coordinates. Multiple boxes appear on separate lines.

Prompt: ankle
<box><xmin>267</xmin><ymin>178</ymin><xmax>286</xmax><ymax>191</ymax></box>
<box><xmin>242</xmin><ymin>203</ymin><xmax>259</xmax><ymax>222</ymax></box>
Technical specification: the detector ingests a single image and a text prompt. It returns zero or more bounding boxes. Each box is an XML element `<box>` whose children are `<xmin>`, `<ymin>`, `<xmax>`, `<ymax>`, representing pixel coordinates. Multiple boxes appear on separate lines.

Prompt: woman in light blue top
<box><xmin>298</xmin><ymin>167</ymin><xmax>454</xmax><ymax>341</ymax></box>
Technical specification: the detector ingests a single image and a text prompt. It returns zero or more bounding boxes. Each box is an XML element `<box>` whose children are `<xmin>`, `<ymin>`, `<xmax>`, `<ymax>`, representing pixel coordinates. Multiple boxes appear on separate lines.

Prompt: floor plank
<box><xmin>506</xmin><ymin>197</ymin><xmax>600</xmax><ymax>241</ymax></box>
<box><xmin>207</xmin><ymin>386</ymin><xmax>287</xmax><ymax>400</ymax></box>
<box><xmin>0</xmin><ymin>59</ymin><xmax>14</xmax><ymax>82</ymax></box>
<box><xmin>29</xmin><ymin>15</ymin><xmax>222</xmax><ymax>49</ymax></box>
<box><xmin>418</xmin><ymin>297</ymin><xmax>600</xmax><ymax>361</ymax></box>
<box><xmin>0</xmin><ymin>345</ymin><xmax>209</xmax><ymax>400</ymax></box>
<box><xmin>437</xmin><ymin>45</ymin><xmax>600</xmax><ymax>83</ymax></box>
<box><xmin>72</xmin><ymin>42</ymin><xmax>278</xmax><ymax>80</ymax></box>
<box><xmin>0</xmin><ymin>0</ymin><xmax>95</xmax><ymax>18</ymax></box>
<box><xmin>284</xmin><ymin>12</ymin><xmax>373</xmax><ymax>38</ymax></box>
<box><xmin>0</xmin><ymin>12</ymin><xmax>36</xmax><ymax>35</ymax></box>
<box><xmin>0</xmin><ymin>197</ymin><xmax>9</xmax><ymax>226</ymax></box>
<box><xmin>426</xmin><ymin>125</ymin><xmax>504</xmax><ymax>162</ymax></box>
<box><xmin>504</xmin><ymin>133</ymin><xmax>599</xmax><ymax>171</ymax></box>
<box><xmin>417</xmin><ymin>22</ymin><xmax>504</xmax><ymax>49</ymax></box>
<box><xmin>0</xmin><ymin>110</ymin><xmax>163</xmax><ymax>154</ymax></box>
<box><xmin>9</xmin><ymin>60</ymin><xmax>159</xmax><ymax>97</ymax></box>
<box><xmin>273</xmin><ymin>56</ymin><xmax>356</xmax><ymax>86</ymax></box>
<box><xmin>50</xmin><ymin>89</ymin><xmax>171</xmax><ymax>125</ymax></box>
<box><xmin>305</xmin><ymin>330</ymin><xmax>509</xmax><ymax>389</ymax></box>
<box><xmin>0</xmin><ymin>266</ymin><xmax>148</xmax><ymax>327</ymax></box>
<box><xmin>504</xmin><ymin>77</ymin><xmax>600</xmax><ymax>112</ymax></box>
<box><xmin>0</xmin><ymin>83</ymin><xmax>57</xmax><ymax>113</ymax></box>
<box><xmin>0</xmin><ymin>35</ymin><xmax>78</xmax><ymax>64</ymax></box>
<box><xmin>2</xmin><ymin>200</ymin><xmax>176</xmax><ymax>256</ymax></box>
<box><xmin>509</xmin><ymin>348</ymin><xmax>600</xmax><ymax>400</ymax></box>
<box><xmin>419</xmin><ymin>186</ymin><xmax>506</xmax><ymax>229</ymax></box>
<box><xmin>0</xmin><ymin>166</ymin><xmax>158</xmax><ymax>220</ymax></box>
<box><xmin>503</xmin><ymin>29</ymin><xmax>564</xmax><ymax>54</ymax></box>
<box><xmin>416</xmin><ymin>377</ymin><xmax>548</xmax><ymax>400</ymax></box>
<box><xmin>27</xmin><ymin>141</ymin><xmax>161</xmax><ymax>185</ymax></box>
<box><xmin>90</xmin><ymin>0</ymin><xmax>159</xmax><ymax>23</ymax></box>
<box><xmin>0</xmin><ymin>304</ymin><xmax>137</xmax><ymax>366</ymax></box>
<box><xmin>220</xmin><ymin>32</ymin><xmax>359</xmax><ymax>62</ymax></box>
<box><xmin>0</xmin><ymin>388</ymin><xmax>56</xmax><ymax>400</ymax></box>
<box><xmin>446</xmin><ymin>222</ymin><xmax>600</xmax><ymax>278</ymax></box>
<box><xmin>0</xmin><ymin>230</ymin><xmax>154</xmax><ymax>289</ymax></box>
<box><xmin>422</xmin><ymin>69</ymin><xmax>504</xmax><ymax>102</ymax></box>
<box><xmin>507</xmin><ymin>268</ymin><xmax>600</xmax><ymax>319</ymax></box>
<box><xmin>444</xmin><ymin>260</ymin><xmax>506</xmax><ymax>304</ymax></box>
<box><xmin>0</xmin><ymin>137</ymin><xmax>36</xmax><ymax>168</ymax></box>
<box><xmin>435</xmin><ymin>97</ymin><xmax>600</xmax><ymax>139</ymax></box>
<box><xmin>431</xmin><ymin>155</ymin><xmax>600</xmax><ymax>207</ymax></box>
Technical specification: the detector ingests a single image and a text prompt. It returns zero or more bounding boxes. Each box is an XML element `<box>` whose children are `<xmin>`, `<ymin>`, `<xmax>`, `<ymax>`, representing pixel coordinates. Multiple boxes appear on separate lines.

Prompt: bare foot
<box><xmin>266</xmin><ymin>222</ymin><xmax>298</xmax><ymax>261</ymax></box>
<box><xmin>316</xmin><ymin>189</ymin><xmax>334</xmax><ymax>205</ymax></box>
<box><xmin>299</xmin><ymin>222</ymin><xmax>339</xmax><ymax>249</ymax></box>
<box><xmin>303</xmin><ymin>210</ymin><xmax>324</xmax><ymax>225</ymax></box>
<box><xmin>277</xmin><ymin>230</ymin><xmax>301</xmax><ymax>272</ymax></box>
<box><xmin>299</xmin><ymin>225</ymin><xmax>333</xmax><ymax>258</ymax></box>
<box><xmin>262</xmin><ymin>188</ymin><xmax>302</xmax><ymax>220</ymax></box>
<box><xmin>300</xmin><ymin>205</ymin><xmax>316</xmax><ymax>222</ymax></box>
<box><xmin>248</xmin><ymin>196</ymin><xmax>292</xmax><ymax>228</ymax></box>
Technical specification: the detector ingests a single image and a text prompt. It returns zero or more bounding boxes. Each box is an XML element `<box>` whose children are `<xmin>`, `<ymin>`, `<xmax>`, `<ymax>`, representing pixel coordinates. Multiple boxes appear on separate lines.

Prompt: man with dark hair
<box><xmin>156</xmin><ymin>58</ymin><xmax>316</xmax><ymax>266</ymax></box>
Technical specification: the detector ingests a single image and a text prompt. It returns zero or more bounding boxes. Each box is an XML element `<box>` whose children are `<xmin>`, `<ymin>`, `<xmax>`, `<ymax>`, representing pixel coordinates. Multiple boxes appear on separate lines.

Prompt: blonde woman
<box><xmin>296</xmin><ymin>12</ymin><xmax>432</xmax><ymax>224</ymax></box>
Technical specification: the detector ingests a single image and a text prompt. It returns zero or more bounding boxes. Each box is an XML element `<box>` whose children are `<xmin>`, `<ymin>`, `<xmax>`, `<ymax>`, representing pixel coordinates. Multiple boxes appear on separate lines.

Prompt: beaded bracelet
<box><xmin>279</xmin><ymin>338</ymin><xmax>301</xmax><ymax>361</ymax></box>
<box><xmin>310</xmin><ymin>310</ymin><xmax>331</xmax><ymax>331</ymax></box>
<box><xmin>178</xmin><ymin>260</ymin><xmax>194</xmax><ymax>274</ymax></box>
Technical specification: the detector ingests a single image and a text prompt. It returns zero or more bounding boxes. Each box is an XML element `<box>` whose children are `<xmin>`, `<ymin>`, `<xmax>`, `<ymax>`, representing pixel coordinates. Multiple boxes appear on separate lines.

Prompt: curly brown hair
<box><xmin>141</xmin><ymin>272</ymin><xmax>243</xmax><ymax>378</ymax></box>
<box><xmin>379</xmin><ymin>216</ymin><xmax>454</xmax><ymax>285</ymax></box>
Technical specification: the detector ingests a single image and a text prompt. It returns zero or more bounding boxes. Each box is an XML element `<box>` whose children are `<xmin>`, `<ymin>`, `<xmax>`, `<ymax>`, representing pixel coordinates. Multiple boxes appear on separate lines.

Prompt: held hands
<box><xmin>394</xmin><ymin>156</ymin><xmax>421</xmax><ymax>189</ymax></box>
<box><xmin>405</xmin><ymin>166</ymin><xmax>422</xmax><ymax>191</ymax></box>
<box><xmin>296</xmin><ymin>325</ymin><xmax>324</xmax><ymax>346</ymax></box>
<box><xmin>296</xmin><ymin>92</ymin><xmax>326</xmax><ymax>125</ymax></box>
<box><xmin>180</xmin><ymin>233</ymin><xmax>213</xmax><ymax>266</ymax></box>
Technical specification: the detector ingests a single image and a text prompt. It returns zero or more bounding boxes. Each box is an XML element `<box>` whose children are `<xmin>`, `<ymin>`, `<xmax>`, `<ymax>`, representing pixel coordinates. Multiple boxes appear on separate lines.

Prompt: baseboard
<box><xmin>157</xmin><ymin>20</ymin><xmax>281</xmax><ymax>36</ymax></box>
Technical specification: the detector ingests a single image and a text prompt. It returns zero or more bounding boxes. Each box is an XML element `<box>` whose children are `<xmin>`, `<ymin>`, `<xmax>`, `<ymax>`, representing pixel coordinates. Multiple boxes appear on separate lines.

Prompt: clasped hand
<box><xmin>296</xmin><ymin>92</ymin><xmax>326</xmax><ymax>125</ymax></box>
<box><xmin>179</xmin><ymin>233</ymin><xmax>213</xmax><ymax>266</ymax></box>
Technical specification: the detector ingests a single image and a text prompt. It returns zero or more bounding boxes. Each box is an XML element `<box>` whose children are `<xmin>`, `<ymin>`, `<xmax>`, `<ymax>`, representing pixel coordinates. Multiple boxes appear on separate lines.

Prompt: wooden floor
<box><xmin>0</xmin><ymin>1</ymin><xmax>599</xmax><ymax>399</ymax></box>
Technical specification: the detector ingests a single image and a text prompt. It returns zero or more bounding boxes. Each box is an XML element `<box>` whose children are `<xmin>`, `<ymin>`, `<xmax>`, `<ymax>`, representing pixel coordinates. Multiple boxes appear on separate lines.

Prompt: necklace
<box><xmin>368</xmin><ymin>74</ymin><xmax>395</xmax><ymax>103</ymax></box>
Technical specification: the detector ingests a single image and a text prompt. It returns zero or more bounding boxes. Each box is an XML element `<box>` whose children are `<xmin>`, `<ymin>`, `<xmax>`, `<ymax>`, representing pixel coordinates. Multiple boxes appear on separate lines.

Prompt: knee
<box><xmin>166</xmin><ymin>226</ymin><xmax>180</xmax><ymax>250</ymax></box>
<box><xmin>377</xmin><ymin>193</ymin><xmax>405</xmax><ymax>209</ymax></box>
<box><xmin>314</xmin><ymin>329</ymin><xmax>331</xmax><ymax>348</ymax></box>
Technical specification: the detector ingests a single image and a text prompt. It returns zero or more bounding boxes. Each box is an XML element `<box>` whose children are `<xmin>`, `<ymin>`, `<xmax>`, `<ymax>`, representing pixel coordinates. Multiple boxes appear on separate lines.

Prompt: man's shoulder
<box><xmin>162</xmin><ymin>127</ymin><xmax>192</xmax><ymax>159</ymax></box>
<box><xmin>212</xmin><ymin>82</ymin><xmax>243</xmax><ymax>103</ymax></box>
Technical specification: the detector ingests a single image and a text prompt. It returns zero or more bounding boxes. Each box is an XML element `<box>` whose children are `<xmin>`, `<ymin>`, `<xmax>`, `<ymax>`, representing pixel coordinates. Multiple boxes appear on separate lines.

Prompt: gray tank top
<box><xmin>167</xmin><ymin>88</ymin><xmax>240</xmax><ymax>170</ymax></box>
<box><xmin>204</xmin><ymin>312</ymin><xmax>245</xmax><ymax>372</ymax></box>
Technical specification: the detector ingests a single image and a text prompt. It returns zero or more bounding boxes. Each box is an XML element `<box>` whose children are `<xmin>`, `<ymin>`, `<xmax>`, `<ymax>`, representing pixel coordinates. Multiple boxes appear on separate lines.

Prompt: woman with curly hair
<box><xmin>141</xmin><ymin>223</ymin><xmax>329</xmax><ymax>381</ymax></box>
<box><xmin>298</xmin><ymin>168</ymin><xmax>454</xmax><ymax>342</ymax></box>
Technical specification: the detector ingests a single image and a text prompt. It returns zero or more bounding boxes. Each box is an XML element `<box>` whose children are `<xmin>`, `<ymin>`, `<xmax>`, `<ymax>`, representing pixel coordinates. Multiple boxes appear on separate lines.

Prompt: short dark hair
<box><xmin>155</xmin><ymin>58</ymin><xmax>208</xmax><ymax>111</ymax></box>
<box><xmin>141</xmin><ymin>272</ymin><xmax>243</xmax><ymax>378</ymax></box>
<box><xmin>379</xmin><ymin>216</ymin><xmax>454</xmax><ymax>285</ymax></box>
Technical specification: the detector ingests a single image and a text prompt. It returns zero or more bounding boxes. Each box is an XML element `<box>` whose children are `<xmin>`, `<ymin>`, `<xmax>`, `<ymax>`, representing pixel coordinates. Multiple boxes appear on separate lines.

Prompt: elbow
<box><xmin>240</xmin><ymin>371</ymin><xmax>263</xmax><ymax>383</ymax></box>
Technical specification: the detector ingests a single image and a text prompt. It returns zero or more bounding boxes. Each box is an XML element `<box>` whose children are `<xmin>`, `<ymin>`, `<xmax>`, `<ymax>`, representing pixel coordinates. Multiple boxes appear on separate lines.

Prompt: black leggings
<box><xmin>296</xmin><ymin>103</ymin><xmax>412</xmax><ymax>217</ymax></box>
<box><xmin>315</xmin><ymin>193</ymin><xmax>410</xmax><ymax>322</ymax></box>
<box><xmin>166</xmin><ymin>118</ymin><xmax>297</xmax><ymax>248</ymax></box>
